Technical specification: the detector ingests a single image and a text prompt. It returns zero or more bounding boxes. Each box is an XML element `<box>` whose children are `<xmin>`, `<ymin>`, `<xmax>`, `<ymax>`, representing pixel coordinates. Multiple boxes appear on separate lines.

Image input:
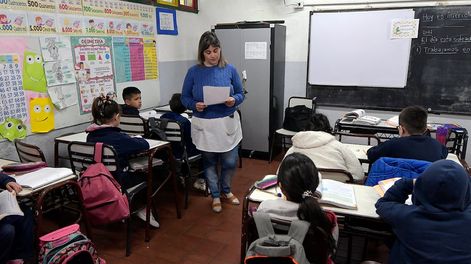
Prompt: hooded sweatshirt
<box><xmin>285</xmin><ymin>131</ymin><xmax>364</xmax><ymax>180</ymax></box>
<box><xmin>85</xmin><ymin>124</ymin><xmax>149</xmax><ymax>186</ymax></box>
<box><xmin>376</xmin><ymin>160</ymin><xmax>471</xmax><ymax>264</ymax></box>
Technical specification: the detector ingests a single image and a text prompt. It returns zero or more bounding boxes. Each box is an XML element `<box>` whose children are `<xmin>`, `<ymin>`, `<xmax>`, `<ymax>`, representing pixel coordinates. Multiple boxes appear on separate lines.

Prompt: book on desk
<box><xmin>251</xmin><ymin>177</ymin><xmax>357</xmax><ymax>210</ymax></box>
<box><xmin>342</xmin><ymin>109</ymin><xmax>381</xmax><ymax>126</ymax></box>
<box><xmin>13</xmin><ymin>167</ymin><xmax>74</xmax><ymax>191</ymax></box>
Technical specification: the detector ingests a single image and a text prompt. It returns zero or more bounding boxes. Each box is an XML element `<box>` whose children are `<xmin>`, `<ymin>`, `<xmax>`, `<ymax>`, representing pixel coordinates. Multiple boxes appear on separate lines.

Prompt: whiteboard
<box><xmin>308</xmin><ymin>9</ymin><xmax>414</xmax><ymax>88</ymax></box>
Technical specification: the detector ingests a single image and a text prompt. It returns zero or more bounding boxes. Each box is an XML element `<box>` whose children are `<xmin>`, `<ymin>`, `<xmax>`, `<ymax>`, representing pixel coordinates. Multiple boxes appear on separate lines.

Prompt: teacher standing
<box><xmin>181</xmin><ymin>31</ymin><xmax>244</xmax><ymax>213</ymax></box>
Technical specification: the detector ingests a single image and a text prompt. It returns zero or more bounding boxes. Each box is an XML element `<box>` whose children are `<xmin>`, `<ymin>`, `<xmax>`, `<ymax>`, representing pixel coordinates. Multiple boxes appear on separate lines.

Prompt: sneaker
<box><xmin>193</xmin><ymin>178</ymin><xmax>206</xmax><ymax>191</ymax></box>
<box><xmin>212</xmin><ymin>198</ymin><xmax>222</xmax><ymax>213</ymax></box>
<box><xmin>137</xmin><ymin>208</ymin><xmax>160</xmax><ymax>228</ymax></box>
<box><xmin>222</xmin><ymin>192</ymin><xmax>240</xmax><ymax>205</ymax></box>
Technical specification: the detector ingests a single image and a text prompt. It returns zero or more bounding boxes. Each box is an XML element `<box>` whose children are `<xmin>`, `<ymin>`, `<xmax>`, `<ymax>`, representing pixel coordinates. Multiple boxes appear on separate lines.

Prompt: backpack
<box><xmin>38</xmin><ymin>224</ymin><xmax>105</xmax><ymax>264</ymax></box>
<box><xmin>78</xmin><ymin>142</ymin><xmax>130</xmax><ymax>226</ymax></box>
<box><xmin>283</xmin><ymin>105</ymin><xmax>313</xmax><ymax>132</ymax></box>
<box><xmin>245</xmin><ymin>212</ymin><xmax>311</xmax><ymax>264</ymax></box>
<box><xmin>146</xmin><ymin>117</ymin><xmax>167</xmax><ymax>140</ymax></box>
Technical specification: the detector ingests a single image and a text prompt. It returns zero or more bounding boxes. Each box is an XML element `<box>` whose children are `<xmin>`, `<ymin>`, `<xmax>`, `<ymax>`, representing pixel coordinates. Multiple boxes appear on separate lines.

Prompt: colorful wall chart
<box><xmin>129</xmin><ymin>38</ymin><xmax>145</xmax><ymax>81</ymax></box>
<box><xmin>0</xmin><ymin>10</ymin><xmax>28</xmax><ymax>34</ymax></box>
<box><xmin>112</xmin><ymin>37</ymin><xmax>131</xmax><ymax>83</ymax></box>
<box><xmin>71</xmin><ymin>36</ymin><xmax>115</xmax><ymax>114</ymax></box>
<box><xmin>0</xmin><ymin>54</ymin><xmax>28</xmax><ymax>123</ymax></box>
<box><xmin>143</xmin><ymin>38</ymin><xmax>158</xmax><ymax>79</ymax></box>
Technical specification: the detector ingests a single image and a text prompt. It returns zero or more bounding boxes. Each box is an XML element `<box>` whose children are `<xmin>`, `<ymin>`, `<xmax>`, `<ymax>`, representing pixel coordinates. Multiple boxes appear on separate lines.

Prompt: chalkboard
<box><xmin>307</xmin><ymin>6</ymin><xmax>471</xmax><ymax>115</ymax></box>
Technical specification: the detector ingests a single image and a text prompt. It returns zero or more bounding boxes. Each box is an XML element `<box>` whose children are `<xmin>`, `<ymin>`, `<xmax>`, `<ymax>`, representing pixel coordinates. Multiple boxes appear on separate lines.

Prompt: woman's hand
<box><xmin>225</xmin><ymin>97</ymin><xmax>235</xmax><ymax>107</ymax></box>
<box><xmin>6</xmin><ymin>182</ymin><xmax>22</xmax><ymax>193</ymax></box>
<box><xmin>196</xmin><ymin>102</ymin><xmax>206</xmax><ymax>112</ymax></box>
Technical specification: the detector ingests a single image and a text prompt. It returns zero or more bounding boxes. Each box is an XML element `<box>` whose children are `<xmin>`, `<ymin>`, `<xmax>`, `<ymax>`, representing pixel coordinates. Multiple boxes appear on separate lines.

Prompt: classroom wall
<box><xmin>157</xmin><ymin>0</ymin><xmax>471</xmax><ymax>162</ymax></box>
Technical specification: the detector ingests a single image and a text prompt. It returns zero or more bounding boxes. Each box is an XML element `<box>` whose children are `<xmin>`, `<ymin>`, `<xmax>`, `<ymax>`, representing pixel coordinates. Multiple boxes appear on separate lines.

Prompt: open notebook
<box><xmin>251</xmin><ymin>178</ymin><xmax>357</xmax><ymax>210</ymax></box>
<box><xmin>13</xmin><ymin>167</ymin><xmax>74</xmax><ymax>190</ymax></box>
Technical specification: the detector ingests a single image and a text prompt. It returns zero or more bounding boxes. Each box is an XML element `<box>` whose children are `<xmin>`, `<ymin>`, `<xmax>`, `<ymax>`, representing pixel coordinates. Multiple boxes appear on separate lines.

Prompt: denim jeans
<box><xmin>0</xmin><ymin>208</ymin><xmax>33</xmax><ymax>263</ymax></box>
<box><xmin>202</xmin><ymin>146</ymin><xmax>239</xmax><ymax>198</ymax></box>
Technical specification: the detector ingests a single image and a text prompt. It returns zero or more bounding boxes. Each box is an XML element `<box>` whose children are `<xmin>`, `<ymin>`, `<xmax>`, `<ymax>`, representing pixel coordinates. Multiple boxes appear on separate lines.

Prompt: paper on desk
<box><xmin>203</xmin><ymin>86</ymin><xmax>230</xmax><ymax>106</ymax></box>
<box><xmin>14</xmin><ymin>167</ymin><xmax>73</xmax><ymax>190</ymax></box>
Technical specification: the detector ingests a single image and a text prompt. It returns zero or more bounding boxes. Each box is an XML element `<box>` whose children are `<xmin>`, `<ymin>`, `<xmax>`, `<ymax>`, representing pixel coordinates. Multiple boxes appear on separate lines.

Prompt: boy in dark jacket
<box><xmin>121</xmin><ymin>86</ymin><xmax>141</xmax><ymax>116</ymax></box>
<box><xmin>0</xmin><ymin>172</ymin><xmax>33</xmax><ymax>264</ymax></box>
<box><xmin>376</xmin><ymin>160</ymin><xmax>471</xmax><ymax>264</ymax></box>
<box><xmin>367</xmin><ymin>106</ymin><xmax>448</xmax><ymax>163</ymax></box>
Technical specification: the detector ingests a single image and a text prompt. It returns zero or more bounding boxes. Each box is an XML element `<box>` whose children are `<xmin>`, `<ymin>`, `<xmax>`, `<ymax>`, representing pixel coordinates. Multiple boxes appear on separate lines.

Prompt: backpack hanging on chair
<box><xmin>282</xmin><ymin>105</ymin><xmax>314</xmax><ymax>132</ymax></box>
<box><xmin>146</xmin><ymin>117</ymin><xmax>167</xmax><ymax>140</ymax></box>
<box><xmin>244</xmin><ymin>212</ymin><xmax>311</xmax><ymax>264</ymax></box>
<box><xmin>78</xmin><ymin>142</ymin><xmax>130</xmax><ymax>226</ymax></box>
<box><xmin>38</xmin><ymin>224</ymin><xmax>105</xmax><ymax>264</ymax></box>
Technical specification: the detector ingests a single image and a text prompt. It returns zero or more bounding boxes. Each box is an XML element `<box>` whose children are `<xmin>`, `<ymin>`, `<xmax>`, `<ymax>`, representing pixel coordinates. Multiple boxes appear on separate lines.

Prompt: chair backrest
<box><xmin>318</xmin><ymin>168</ymin><xmax>354</xmax><ymax>183</ymax></box>
<box><xmin>68</xmin><ymin>141</ymin><xmax>119</xmax><ymax>175</ymax></box>
<box><xmin>334</xmin><ymin>131</ymin><xmax>381</xmax><ymax>146</ymax></box>
<box><xmin>288</xmin><ymin>96</ymin><xmax>316</xmax><ymax>111</ymax></box>
<box><xmin>119</xmin><ymin>115</ymin><xmax>147</xmax><ymax>136</ymax></box>
<box><xmin>162</xmin><ymin>119</ymin><xmax>184</xmax><ymax>144</ymax></box>
<box><xmin>14</xmin><ymin>139</ymin><xmax>47</xmax><ymax>163</ymax></box>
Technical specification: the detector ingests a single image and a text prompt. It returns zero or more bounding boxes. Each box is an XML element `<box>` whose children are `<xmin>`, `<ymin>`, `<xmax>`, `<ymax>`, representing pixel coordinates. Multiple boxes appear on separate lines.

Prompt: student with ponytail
<box><xmin>257</xmin><ymin>153</ymin><xmax>338</xmax><ymax>264</ymax></box>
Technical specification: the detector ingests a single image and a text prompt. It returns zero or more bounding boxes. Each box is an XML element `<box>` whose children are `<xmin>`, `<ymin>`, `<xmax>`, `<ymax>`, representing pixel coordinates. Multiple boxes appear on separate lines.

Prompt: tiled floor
<box><xmin>91</xmin><ymin>157</ymin><xmax>281</xmax><ymax>264</ymax></box>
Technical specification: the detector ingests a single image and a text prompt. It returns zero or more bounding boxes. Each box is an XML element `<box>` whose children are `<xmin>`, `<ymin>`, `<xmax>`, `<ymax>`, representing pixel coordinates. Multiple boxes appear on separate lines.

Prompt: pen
<box><xmin>257</xmin><ymin>188</ymin><xmax>282</xmax><ymax>197</ymax></box>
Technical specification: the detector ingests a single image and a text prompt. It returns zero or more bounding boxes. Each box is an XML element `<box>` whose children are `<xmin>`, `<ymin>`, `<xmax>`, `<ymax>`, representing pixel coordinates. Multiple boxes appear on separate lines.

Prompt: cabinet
<box><xmin>214</xmin><ymin>23</ymin><xmax>286</xmax><ymax>158</ymax></box>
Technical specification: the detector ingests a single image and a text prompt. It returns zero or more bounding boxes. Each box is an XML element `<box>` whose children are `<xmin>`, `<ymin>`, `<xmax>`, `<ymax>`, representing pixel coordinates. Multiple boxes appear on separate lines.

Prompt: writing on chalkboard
<box><xmin>308</xmin><ymin>6</ymin><xmax>471</xmax><ymax>115</ymax></box>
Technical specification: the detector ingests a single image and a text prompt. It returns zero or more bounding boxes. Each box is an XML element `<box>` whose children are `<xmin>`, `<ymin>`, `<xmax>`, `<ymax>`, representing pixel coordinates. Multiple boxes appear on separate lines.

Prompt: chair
<box><xmin>269</xmin><ymin>96</ymin><xmax>317</xmax><ymax>163</ymax></box>
<box><xmin>318</xmin><ymin>168</ymin><xmax>355</xmax><ymax>184</ymax></box>
<box><xmin>68</xmin><ymin>141</ymin><xmax>149</xmax><ymax>256</ymax></box>
<box><xmin>162</xmin><ymin>119</ymin><xmax>204</xmax><ymax>209</ymax></box>
<box><xmin>14</xmin><ymin>139</ymin><xmax>47</xmax><ymax>163</ymax></box>
<box><xmin>119</xmin><ymin>114</ymin><xmax>147</xmax><ymax>136</ymax></box>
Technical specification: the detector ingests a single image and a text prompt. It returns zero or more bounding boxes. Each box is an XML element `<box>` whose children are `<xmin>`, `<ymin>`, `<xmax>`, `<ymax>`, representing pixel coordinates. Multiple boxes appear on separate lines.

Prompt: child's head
<box><xmin>399</xmin><ymin>106</ymin><xmax>427</xmax><ymax>136</ymax></box>
<box><xmin>91</xmin><ymin>94</ymin><xmax>120</xmax><ymax>126</ymax></box>
<box><xmin>169</xmin><ymin>93</ymin><xmax>186</xmax><ymax>114</ymax></box>
<box><xmin>122</xmin><ymin>86</ymin><xmax>142</xmax><ymax>110</ymax></box>
<box><xmin>305</xmin><ymin>113</ymin><xmax>332</xmax><ymax>133</ymax></box>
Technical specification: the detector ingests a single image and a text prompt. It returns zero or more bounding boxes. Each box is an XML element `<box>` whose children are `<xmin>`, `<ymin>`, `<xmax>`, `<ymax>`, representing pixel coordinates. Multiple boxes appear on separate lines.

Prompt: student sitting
<box><xmin>376</xmin><ymin>160</ymin><xmax>471</xmax><ymax>263</ymax></box>
<box><xmin>285</xmin><ymin>113</ymin><xmax>364</xmax><ymax>181</ymax></box>
<box><xmin>161</xmin><ymin>93</ymin><xmax>204</xmax><ymax>190</ymax></box>
<box><xmin>121</xmin><ymin>86</ymin><xmax>142</xmax><ymax>116</ymax></box>
<box><xmin>86</xmin><ymin>95</ymin><xmax>159</xmax><ymax>227</ymax></box>
<box><xmin>257</xmin><ymin>153</ymin><xmax>337</xmax><ymax>264</ymax></box>
<box><xmin>0</xmin><ymin>172</ymin><xmax>33</xmax><ymax>264</ymax></box>
<box><xmin>367</xmin><ymin>106</ymin><xmax>448</xmax><ymax>163</ymax></box>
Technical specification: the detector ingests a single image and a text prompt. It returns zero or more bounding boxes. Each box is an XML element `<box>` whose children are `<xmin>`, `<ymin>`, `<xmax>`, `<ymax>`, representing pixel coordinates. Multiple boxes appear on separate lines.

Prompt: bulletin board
<box><xmin>0</xmin><ymin>0</ymin><xmax>160</xmax><ymax>140</ymax></box>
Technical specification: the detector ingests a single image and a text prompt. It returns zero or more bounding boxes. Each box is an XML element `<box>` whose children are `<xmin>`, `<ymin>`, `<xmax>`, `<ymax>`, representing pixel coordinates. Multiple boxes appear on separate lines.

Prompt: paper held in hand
<box><xmin>203</xmin><ymin>86</ymin><xmax>230</xmax><ymax>105</ymax></box>
<box><xmin>0</xmin><ymin>191</ymin><xmax>24</xmax><ymax>221</ymax></box>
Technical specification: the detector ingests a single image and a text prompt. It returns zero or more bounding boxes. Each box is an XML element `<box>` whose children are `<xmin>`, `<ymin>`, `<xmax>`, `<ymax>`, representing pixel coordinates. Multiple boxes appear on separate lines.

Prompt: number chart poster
<box><xmin>71</xmin><ymin>36</ymin><xmax>115</xmax><ymax>114</ymax></box>
<box><xmin>0</xmin><ymin>54</ymin><xmax>28</xmax><ymax>123</ymax></box>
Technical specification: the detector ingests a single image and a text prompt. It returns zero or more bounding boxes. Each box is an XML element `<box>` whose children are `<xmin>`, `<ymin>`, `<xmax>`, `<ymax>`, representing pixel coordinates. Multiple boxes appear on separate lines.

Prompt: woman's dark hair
<box><xmin>169</xmin><ymin>93</ymin><xmax>186</xmax><ymax>114</ymax></box>
<box><xmin>305</xmin><ymin>113</ymin><xmax>333</xmax><ymax>133</ymax></box>
<box><xmin>197</xmin><ymin>31</ymin><xmax>227</xmax><ymax>67</ymax></box>
<box><xmin>91</xmin><ymin>94</ymin><xmax>120</xmax><ymax>125</ymax></box>
<box><xmin>278</xmin><ymin>153</ymin><xmax>336</xmax><ymax>264</ymax></box>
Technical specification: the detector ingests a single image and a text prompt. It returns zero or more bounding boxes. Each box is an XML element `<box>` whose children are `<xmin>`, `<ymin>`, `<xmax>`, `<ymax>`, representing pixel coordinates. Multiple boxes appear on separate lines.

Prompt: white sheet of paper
<box><xmin>203</xmin><ymin>86</ymin><xmax>230</xmax><ymax>106</ymax></box>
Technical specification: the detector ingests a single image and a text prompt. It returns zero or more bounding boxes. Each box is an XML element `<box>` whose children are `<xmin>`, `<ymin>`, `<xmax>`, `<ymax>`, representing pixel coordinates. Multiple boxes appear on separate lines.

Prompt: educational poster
<box><xmin>109</xmin><ymin>0</ymin><xmax>125</xmax><ymax>18</ymax></box>
<box><xmin>140</xmin><ymin>21</ymin><xmax>155</xmax><ymax>37</ymax></box>
<box><xmin>0</xmin><ymin>54</ymin><xmax>28</xmax><ymax>123</ymax></box>
<box><xmin>26</xmin><ymin>0</ymin><xmax>56</xmax><ymax>13</ymax></box>
<box><xmin>44</xmin><ymin>60</ymin><xmax>76</xmax><ymax>86</ymax></box>
<box><xmin>47</xmin><ymin>84</ymin><xmax>78</xmax><ymax>109</ymax></box>
<box><xmin>391</xmin><ymin>19</ymin><xmax>419</xmax><ymax>39</ymax></box>
<box><xmin>0</xmin><ymin>10</ymin><xmax>28</xmax><ymax>34</ymax></box>
<box><xmin>123</xmin><ymin>2</ymin><xmax>140</xmax><ymax>20</ymax></box>
<box><xmin>57</xmin><ymin>14</ymin><xmax>84</xmax><ymax>35</ymax></box>
<box><xmin>0</xmin><ymin>0</ymin><xmax>28</xmax><ymax>11</ymax></box>
<box><xmin>82</xmin><ymin>0</ymin><xmax>106</xmax><ymax>17</ymax></box>
<box><xmin>140</xmin><ymin>5</ymin><xmax>154</xmax><ymax>21</ymax></box>
<box><xmin>129</xmin><ymin>38</ymin><xmax>145</xmax><ymax>81</ymax></box>
<box><xmin>40</xmin><ymin>36</ymin><xmax>72</xmax><ymax>61</ymax></box>
<box><xmin>143</xmin><ymin>38</ymin><xmax>158</xmax><ymax>79</ymax></box>
<box><xmin>29</xmin><ymin>96</ymin><xmax>54</xmax><ymax>133</ymax></box>
<box><xmin>22</xmin><ymin>50</ymin><xmax>47</xmax><ymax>93</ymax></box>
<box><xmin>85</xmin><ymin>17</ymin><xmax>107</xmax><ymax>35</ymax></box>
<box><xmin>71</xmin><ymin>36</ymin><xmax>115</xmax><ymax>113</ymax></box>
<box><xmin>27</xmin><ymin>12</ymin><xmax>57</xmax><ymax>34</ymax></box>
<box><xmin>124</xmin><ymin>20</ymin><xmax>140</xmax><ymax>36</ymax></box>
<box><xmin>112</xmin><ymin>37</ymin><xmax>131</xmax><ymax>83</ymax></box>
<box><xmin>56</xmin><ymin>0</ymin><xmax>84</xmax><ymax>15</ymax></box>
<box><xmin>106</xmin><ymin>18</ymin><xmax>124</xmax><ymax>36</ymax></box>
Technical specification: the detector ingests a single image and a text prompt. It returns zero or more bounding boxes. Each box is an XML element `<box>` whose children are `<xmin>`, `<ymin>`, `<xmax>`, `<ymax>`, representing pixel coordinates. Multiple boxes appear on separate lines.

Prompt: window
<box><xmin>155</xmin><ymin>0</ymin><xmax>198</xmax><ymax>13</ymax></box>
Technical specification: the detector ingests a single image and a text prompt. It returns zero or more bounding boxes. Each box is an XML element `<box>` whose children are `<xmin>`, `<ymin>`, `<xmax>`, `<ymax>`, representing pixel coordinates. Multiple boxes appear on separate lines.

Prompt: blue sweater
<box><xmin>160</xmin><ymin>112</ymin><xmax>199</xmax><ymax>159</ymax></box>
<box><xmin>120</xmin><ymin>104</ymin><xmax>140</xmax><ymax>116</ymax></box>
<box><xmin>376</xmin><ymin>160</ymin><xmax>471</xmax><ymax>264</ymax></box>
<box><xmin>367</xmin><ymin>135</ymin><xmax>448</xmax><ymax>163</ymax></box>
<box><xmin>0</xmin><ymin>172</ymin><xmax>15</xmax><ymax>188</ymax></box>
<box><xmin>181</xmin><ymin>64</ymin><xmax>244</xmax><ymax>119</ymax></box>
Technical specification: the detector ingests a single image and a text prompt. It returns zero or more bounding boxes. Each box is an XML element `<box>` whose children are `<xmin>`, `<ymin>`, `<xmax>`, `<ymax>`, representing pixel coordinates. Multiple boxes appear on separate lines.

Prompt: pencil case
<box><xmin>254</xmin><ymin>175</ymin><xmax>278</xmax><ymax>190</ymax></box>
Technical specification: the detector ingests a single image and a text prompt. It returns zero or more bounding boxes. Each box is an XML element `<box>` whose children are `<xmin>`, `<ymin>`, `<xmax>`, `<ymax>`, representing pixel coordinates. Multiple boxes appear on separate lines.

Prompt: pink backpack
<box><xmin>38</xmin><ymin>224</ymin><xmax>106</xmax><ymax>264</ymax></box>
<box><xmin>78</xmin><ymin>142</ymin><xmax>130</xmax><ymax>226</ymax></box>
